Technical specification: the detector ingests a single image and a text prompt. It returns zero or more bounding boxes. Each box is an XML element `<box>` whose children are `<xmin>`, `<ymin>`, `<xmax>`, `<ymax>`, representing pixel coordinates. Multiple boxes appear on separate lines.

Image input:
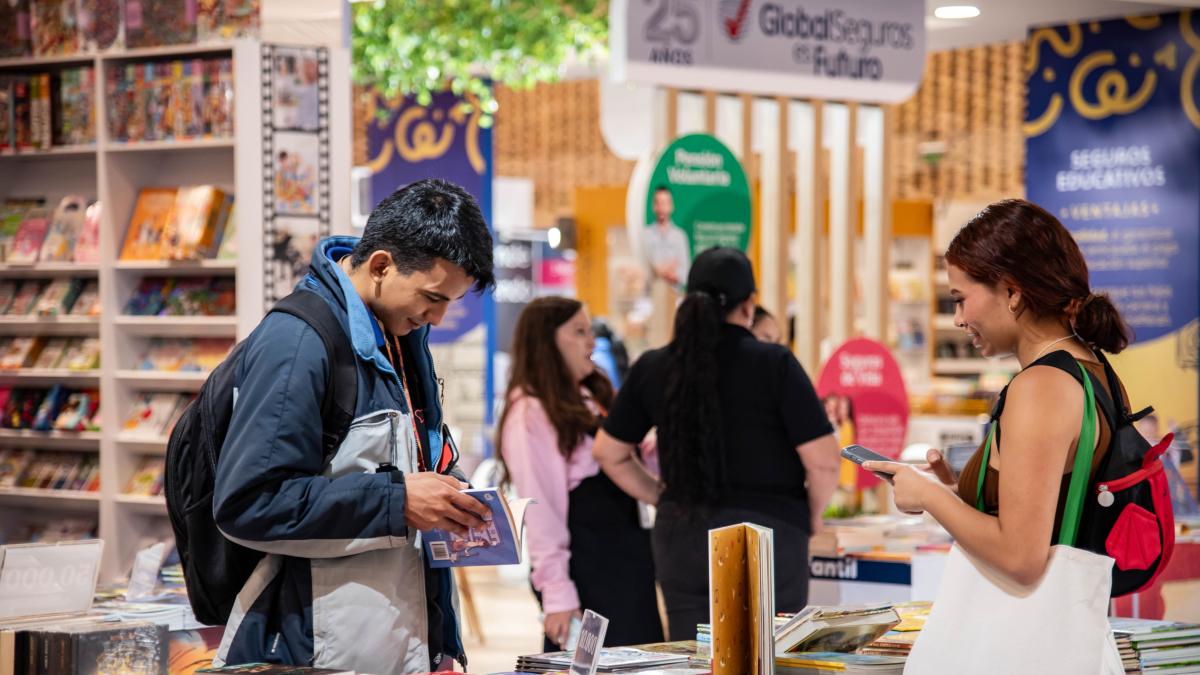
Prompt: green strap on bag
<box><xmin>973</xmin><ymin>362</ymin><xmax>1097</xmax><ymax>547</ymax></box>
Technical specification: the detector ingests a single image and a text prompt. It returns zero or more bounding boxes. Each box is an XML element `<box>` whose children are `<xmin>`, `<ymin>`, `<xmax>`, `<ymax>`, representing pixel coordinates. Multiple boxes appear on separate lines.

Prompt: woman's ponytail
<box><xmin>1073</xmin><ymin>292</ymin><xmax>1132</xmax><ymax>354</ymax></box>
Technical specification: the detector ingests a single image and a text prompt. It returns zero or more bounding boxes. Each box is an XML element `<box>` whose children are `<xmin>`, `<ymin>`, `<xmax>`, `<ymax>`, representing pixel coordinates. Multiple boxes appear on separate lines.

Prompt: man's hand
<box><xmin>545</xmin><ymin>609</ymin><xmax>582</xmax><ymax>648</ymax></box>
<box><xmin>403</xmin><ymin>473</ymin><xmax>491</xmax><ymax>535</ymax></box>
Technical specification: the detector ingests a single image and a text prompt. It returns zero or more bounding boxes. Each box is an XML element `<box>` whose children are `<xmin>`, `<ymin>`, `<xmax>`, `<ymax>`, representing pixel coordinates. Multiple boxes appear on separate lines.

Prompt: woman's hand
<box><xmin>862</xmin><ymin>457</ymin><xmax>955</xmax><ymax>515</ymax></box>
<box><xmin>544</xmin><ymin>609</ymin><xmax>582</xmax><ymax>648</ymax></box>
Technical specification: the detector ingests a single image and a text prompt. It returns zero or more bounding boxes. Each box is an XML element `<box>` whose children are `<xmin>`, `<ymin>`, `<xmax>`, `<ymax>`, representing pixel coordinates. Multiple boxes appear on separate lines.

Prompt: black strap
<box><xmin>270</xmin><ymin>290</ymin><xmax>358</xmax><ymax>460</ymax></box>
<box><xmin>989</xmin><ymin>350</ymin><xmax>1120</xmax><ymax>451</ymax></box>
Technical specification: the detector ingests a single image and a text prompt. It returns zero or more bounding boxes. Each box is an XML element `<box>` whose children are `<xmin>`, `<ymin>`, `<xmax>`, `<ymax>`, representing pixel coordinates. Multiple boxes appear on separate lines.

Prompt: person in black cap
<box><xmin>593</xmin><ymin>247</ymin><xmax>841</xmax><ymax>640</ymax></box>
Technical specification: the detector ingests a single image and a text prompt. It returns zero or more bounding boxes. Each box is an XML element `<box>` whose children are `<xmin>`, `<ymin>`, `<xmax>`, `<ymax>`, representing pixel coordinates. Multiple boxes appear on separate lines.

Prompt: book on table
<box><xmin>774</xmin><ymin>604</ymin><xmax>901</xmax><ymax>655</ymax></box>
<box><xmin>708</xmin><ymin>522</ymin><xmax>774</xmax><ymax>675</ymax></box>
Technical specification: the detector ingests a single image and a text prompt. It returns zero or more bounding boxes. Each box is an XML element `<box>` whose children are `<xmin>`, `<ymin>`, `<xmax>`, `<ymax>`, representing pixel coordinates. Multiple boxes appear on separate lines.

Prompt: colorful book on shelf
<box><xmin>12</xmin><ymin>77</ymin><xmax>31</xmax><ymax>151</ymax></box>
<box><xmin>0</xmin><ymin>336</ymin><xmax>41</xmax><ymax>369</ymax></box>
<box><xmin>29</xmin><ymin>72</ymin><xmax>51</xmax><ymax>149</ymax></box>
<box><xmin>0</xmin><ymin>448</ymin><xmax>34</xmax><ymax>488</ymax></box>
<box><xmin>164</xmin><ymin>185</ymin><xmax>228</xmax><ymax>260</ymax></box>
<box><xmin>33</xmin><ymin>278</ymin><xmax>83</xmax><ymax>317</ymax></box>
<box><xmin>73</xmin><ymin>201</ymin><xmax>102</xmax><ymax>264</ymax></box>
<box><xmin>0</xmin><ymin>280</ymin><xmax>17</xmax><ymax>314</ymax></box>
<box><xmin>30</xmin><ymin>0</ymin><xmax>80</xmax><ymax>56</ymax></box>
<box><xmin>3</xmin><ymin>389</ymin><xmax>39</xmax><ymax>429</ymax></box>
<box><xmin>121</xmin><ymin>188</ymin><xmax>178</xmax><ymax>260</ymax></box>
<box><xmin>217</xmin><ymin>203</ymin><xmax>237</xmax><ymax>259</ymax></box>
<box><xmin>0</xmin><ymin>204</ymin><xmax>29</xmax><ymax>259</ymax></box>
<box><xmin>79</xmin><ymin>0</ymin><xmax>122</xmax><ymax>52</ymax></box>
<box><xmin>0</xmin><ymin>0</ymin><xmax>31</xmax><ymax>58</ymax></box>
<box><xmin>32</xmin><ymin>384</ymin><xmax>69</xmax><ymax>430</ymax></box>
<box><xmin>6</xmin><ymin>280</ymin><xmax>43</xmax><ymax>315</ymax></box>
<box><xmin>197</xmin><ymin>0</ymin><xmax>260</xmax><ymax>42</ymax></box>
<box><xmin>125</xmin><ymin>456</ymin><xmax>166</xmax><ymax>496</ymax></box>
<box><xmin>136</xmin><ymin>338</ymin><xmax>188</xmax><ymax>372</ymax></box>
<box><xmin>122</xmin><ymin>393</ymin><xmax>182</xmax><ymax>437</ymax></box>
<box><xmin>423</xmin><ymin>488</ymin><xmax>533</xmax><ymax>568</ymax></box>
<box><xmin>53</xmin><ymin>389</ymin><xmax>99</xmax><ymax>432</ymax></box>
<box><xmin>9</xmin><ymin>209</ymin><xmax>50</xmax><ymax>264</ymax></box>
<box><xmin>0</xmin><ymin>80</ymin><xmax>12</xmax><ymax>152</ymax></box>
<box><xmin>61</xmin><ymin>337</ymin><xmax>100</xmax><ymax>371</ymax></box>
<box><xmin>124</xmin><ymin>277</ymin><xmax>174</xmax><ymax>316</ymax></box>
<box><xmin>124</xmin><ymin>0</ymin><xmax>197</xmax><ymax>48</ymax></box>
<box><xmin>40</xmin><ymin>195</ymin><xmax>88</xmax><ymax>262</ymax></box>
<box><xmin>33</xmin><ymin>337</ymin><xmax>70</xmax><ymax>369</ymax></box>
<box><xmin>69</xmin><ymin>280</ymin><xmax>101</xmax><ymax>317</ymax></box>
<box><xmin>188</xmin><ymin>338</ymin><xmax>233</xmax><ymax>372</ymax></box>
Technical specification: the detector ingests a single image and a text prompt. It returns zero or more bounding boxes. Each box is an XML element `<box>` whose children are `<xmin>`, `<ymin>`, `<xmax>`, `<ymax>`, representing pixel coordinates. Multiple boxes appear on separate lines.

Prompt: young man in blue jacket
<box><xmin>211</xmin><ymin>179</ymin><xmax>495</xmax><ymax>674</ymax></box>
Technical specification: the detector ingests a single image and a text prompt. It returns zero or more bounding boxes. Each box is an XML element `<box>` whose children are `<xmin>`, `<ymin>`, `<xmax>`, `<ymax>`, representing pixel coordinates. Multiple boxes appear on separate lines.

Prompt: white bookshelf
<box><xmin>0</xmin><ymin>37</ymin><xmax>352</xmax><ymax>582</ymax></box>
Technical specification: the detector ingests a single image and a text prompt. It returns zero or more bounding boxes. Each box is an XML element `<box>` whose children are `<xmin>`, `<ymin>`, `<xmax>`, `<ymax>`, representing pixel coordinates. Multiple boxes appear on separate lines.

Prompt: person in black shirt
<box><xmin>593</xmin><ymin>247</ymin><xmax>840</xmax><ymax>640</ymax></box>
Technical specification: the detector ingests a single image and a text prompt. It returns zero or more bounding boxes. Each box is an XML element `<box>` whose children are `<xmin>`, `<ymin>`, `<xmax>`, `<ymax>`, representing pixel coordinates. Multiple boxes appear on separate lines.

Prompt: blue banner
<box><xmin>1025</xmin><ymin>12</ymin><xmax>1199</xmax><ymax>343</ymax></box>
<box><xmin>365</xmin><ymin>90</ymin><xmax>494</xmax><ymax>344</ymax></box>
<box><xmin>1026</xmin><ymin>12</ymin><xmax>1199</xmax><ymax>456</ymax></box>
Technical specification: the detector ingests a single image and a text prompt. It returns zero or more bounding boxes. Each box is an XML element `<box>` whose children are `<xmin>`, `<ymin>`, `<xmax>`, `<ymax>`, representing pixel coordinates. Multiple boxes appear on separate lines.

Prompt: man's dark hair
<box><xmin>654</xmin><ymin>185</ymin><xmax>671</xmax><ymax>195</ymax></box>
<box><xmin>352</xmin><ymin>178</ymin><xmax>495</xmax><ymax>291</ymax></box>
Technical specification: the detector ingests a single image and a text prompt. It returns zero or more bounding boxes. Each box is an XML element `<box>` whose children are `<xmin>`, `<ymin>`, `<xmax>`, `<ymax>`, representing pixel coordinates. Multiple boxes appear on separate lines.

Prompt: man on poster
<box><xmin>642</xmin><ymin>186</ymin><xmax>691</xmax><ymax>289</ymax></box>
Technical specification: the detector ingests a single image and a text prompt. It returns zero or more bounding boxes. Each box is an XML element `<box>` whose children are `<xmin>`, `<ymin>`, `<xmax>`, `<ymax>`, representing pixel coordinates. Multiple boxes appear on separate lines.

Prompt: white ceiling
<box><xmin>259</xmin><ymin>1</ymin><xmax>1200</xmax><ymax>57</ymax></box>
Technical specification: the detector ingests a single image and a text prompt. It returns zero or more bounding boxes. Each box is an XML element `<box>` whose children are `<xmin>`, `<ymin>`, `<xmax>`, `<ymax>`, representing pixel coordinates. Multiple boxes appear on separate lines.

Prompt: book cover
<box><xmin>423</xmin><ymin>488</ymin><xmax>532</xmax><ymax>568</ymax></box>
<box><xmin>0</xmin><ymin>203</ymin><xmax>33</xmax><ymax>261</ymax></box>
<box><xmin>12</xmin><ymin>77</ymin><xmax>30</xmax><ymax>150</ymax></box>
<box><xmin>33</xmin><ymin>337</ymin><xmax>69</xmax><ymax>369</ymax></box>
<box><xmin>74</xmin><ymin>201</ymin><xmax>102</xmax><ymax>263</ymax></box>
<box><xmin>195</xmin><ymin>0</ymin><xmax>259</xmax><ymax>42</ymax></box>
<box><xmin>40</xmin><ymin>195</ymin><xmax>87</xmax><ymax>262</ymax></box>
<box><xmin>6</xmin><ymin>280</ymin><xmax>42</xmax><ymax>315</ymax></box>
<box><xmin>3</xmin><ymin>389</ymin><xmax>40</xmax><ymax>429</ymax></box>
<box><xmin>0</xmin><ymin>280</ymin><xmax>17</xmax><ymax>314</ymax></box>
<box><xmin>32</xmin><ymin>384</ymin><xmax>67</xmax><ymax>430</ymax></box>
<box><xmin>164</xmin><ymin>186</ymin><xmax>225</xmax><ymax>259</ymax></box>
<box><xmin>120</xmin><ymin>188</ymin><xmax>177</xmax><ymax>260</ymax></box>
<box><xmin>160</xmin><ymin>277</ymin><xmax>218</xmax><ymax>316</ymax></box>
<box><xmin>9</xmin><ymin>210</ymin><xmax>49</xmax><ymax>264</ymax></box>
<box><xmin>53</xmin><ymin>389</ymin><xmax>98</xmax><ymax>432</ymax></box>
<box><xmin>78</xmin><ymin>0</ymin><xmax>122</xmax><ymax>52</ymax></box>
<box><xmin>125</xmin><ymin>456</ymin><xmax>165</xmax><ymax>496</ymax></box>
<box><xmin>122</xmin><ymin>393</ymin><xmax>181</xmax><ymax>436</ymax></box>
<box><xmin>33</xmin><ymin>278</ymin><xmax>82</xmax><ymax>317</ymax></box>
<box><xmin>62</xmin><ymin>337</ymin><xmax>100</xmax><ymax>371</ymax></box>
<box><xmin>124</xmin><ymin>0</ymin><xmax>195</xmax><ymax>48</ymax></box>
<box><xmin>30</xmin><ymin>73</ymin><xmax>50</xmax><ymax>149</ymax></box>
<box><xmin>186</xmin><ymin>338</ymin><xmax>232</xmax><ymax>372</ymax></box>
<box><xmin>136</xmin><ymin>338</ymin><xmax>186</xmax><ymax>371</ymax></box>
<box><xmin>0</xmin><ymin>448</ymin><xmax>34</xmax><ymax>487</ymax></box>
<box><xmin>69</xmin><ymin>280</ymin><xmax>100</xmax><ymax>316</ymax></box>
<box><xmin>216</xmin><ymin>202</ymin><xmax>237</xmax><ymax>259</ymax></box>
<box><xmin>30</xmin><ymin>0</ymin><xmax>79</xmax><ymax>56</ymax></box>
<box><xmin>0</xmin><ymin>79</ymin><xmax>13</xmax><ymax>152</ymax></box>
<box><xmin>775</xmin><ymin>605</ymin><xmax>902</xmax><ymax>655</ymax></box>
<box><xmin>0</xmin><ymin>0</ymin><xmax>31</xmax><ymax>58</ymax></box>
<box><xmin>68</xmin><ymin>621</ymin><xmax>169</xmax><ymax>675</ymax></box>
<box><xmin>0</xmin><ymin>336</ymin><xmax>40</xmax><ymax>369</ymax></box>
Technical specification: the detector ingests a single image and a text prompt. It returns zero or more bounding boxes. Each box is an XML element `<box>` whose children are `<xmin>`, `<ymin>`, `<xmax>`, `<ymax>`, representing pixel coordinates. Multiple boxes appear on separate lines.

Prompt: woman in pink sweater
<box><xmin>497</xmin><ymin>297</ymin><xmax>662</xmax><ymax>652</ymax></box>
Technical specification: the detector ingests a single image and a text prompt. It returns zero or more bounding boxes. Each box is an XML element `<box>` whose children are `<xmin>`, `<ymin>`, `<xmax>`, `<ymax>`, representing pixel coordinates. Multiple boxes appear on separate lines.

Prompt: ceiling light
<box><xmin>934</xmin><ymin>5</ymin><xmax>980</xmax><ymax>20</ymax></box>
<box><xmin>547</xmin><ymin>227</ymin><xmax>562</xmax><ymax>249</ymax></box>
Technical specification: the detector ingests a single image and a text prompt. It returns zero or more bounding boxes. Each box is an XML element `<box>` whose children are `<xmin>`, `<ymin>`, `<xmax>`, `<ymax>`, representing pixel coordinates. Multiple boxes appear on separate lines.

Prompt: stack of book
<box><xmin>0</xmin><ymin>196</ymin><xmax>101</xmax><ymax>265</ymax></box>
<box><xmin>0</xmin><ymin>618</ymin><xmax>168</xmax><ymax>675</ymax></box>
<box><xmin>0</xmin><ymin>387</ymin><xmax>100</xmax><ymax>432</ymax></box>
<box><xmin>0</xmin><ymin>337</ymin><xmax>101</xmax><ymax>370</ymax></box>
<box><xmin>0</xmin><ymin>278</ymin><xmax>100</xmax><ymax>318</ymax></box>
<box><xmin>1111</xmin><ymin>618</ymin><xmax>1200</xmax><ymax>674</ymax></box>
<box><xmin>125</xmin><ymin>277</ymin><xmax>236</xmax><ymax>317</ymax></box>
<box><xmin>0</xmin><ymin>67</ymin><xmax>95</xmax><ymax>151</ymax></box>
<box><xmin>776</xmin><ymin>652</ymin><xmax>907</xmax><ymax>674</ymax></box>
<box><xmin>0</xmin><ymin>449</ymin><xmax>100</xmax><ymax>492</ymax></box>
<box><xmin>514</xmin><ymin>646</ymin><xmax>691</xmax><ymax>673</ymax></box>
<box><xmin>122</xmin><ymin>187</ymin><xmax>235</xmax><ymax>261</ymax></box>
<box><xmin>858</xmin><ymin>601</ymin><xmax>931</xmax><ymax>659</ymax></box>
<box><xmin>775</xmin><ymin>604</ymin><xmax>901</xmax><ymax>656</ymax></box>
<box><xmin>107</xmin><ymin>57</ymin><xmax>235</xmax><ymax>143</ymax></box>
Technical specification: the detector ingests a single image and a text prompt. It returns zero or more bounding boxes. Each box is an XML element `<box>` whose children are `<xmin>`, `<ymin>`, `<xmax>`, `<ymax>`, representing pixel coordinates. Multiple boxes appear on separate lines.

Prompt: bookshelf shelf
<box><xmin>115</xmin><ymin>259</ymin><xmax>237</xmax><ymax>275</ymax></box>
<box><xmin>114</xmin><ymin>316</ymin><xmax>238</xmax><ymax>338</ymax></box>
<box><xmin>0</xmin><ymin>429</ymin><xmax>101</xmax><ymax>449</ymax></box>
<box><xmin>0</xmin><ymin>368</ymin><xmax>100</xmax><ymax>386</ymax></box>
<box><xmin>0</xmin><ymin>145</ymin><xmax>98</xmax><ymax>159</ymax></box>
<box><xmin>0</xmin><ymin>316</ymin><xmax>100</xmax><ymax>336</ymax></box>
<box><xmin>0</xmin><ymin>487</ymin><xmax>101</xmax><ymax>511</ymax></box>
<box><xmin>114</xmin><ymin>494</ymin><xmax>168</xmax><ymax>514</ymax></box>
<box><xmin>115</xmin><ymin>370</ymin><xmax>209</xmax><ymax>391</ymax></box>
<box><xmin>0</xmin><ymin>53</ymin><xmax>96</xmax><ymax>69</ymax></box>
<box><xmin>115</xmin><ymin>434</ymin><xmax>170</xmax><ymax>454</ymax></box>
<box><xmin>101</xmin><ymin>43</ymin><xmax>235</xmax><ymax>62</ymax></box>
<box><xmin>105</xmin><ymin>138</ymin><xmax>235</xmax><ymax>153</ymax></box>
<box><xmin>0</xmin><ymin>262</ymin><xmax>100</xmax><ymax>277</ymax></box>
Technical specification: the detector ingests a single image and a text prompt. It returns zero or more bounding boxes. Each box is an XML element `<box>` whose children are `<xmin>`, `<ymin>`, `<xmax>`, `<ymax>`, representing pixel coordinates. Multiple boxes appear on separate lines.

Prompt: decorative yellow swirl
<box><xmin>1126</xmin><ymin>15</ymin><xmax>1162</xmax><ymax>31</ymax></box>
<box><xmin>1069</xmin><ymin>50</ymin><xmax>1158</xmax><ymax>119</ymax></box>
<box><xmin>1024</xmin><ymin>94</ymin><xmax>1064</xmax><ymax>137</ymax></box>
<box><xmin>1182</xmin><ymin>9</ymin><xmax>1200</xmax><ymax>129</ymax></box>
<box><xmin>395</xmin><ymin>106</ymin><xmax>456</xmax><ymax>162</ymax></box>
<box><xmin>1026</xmin><ymin>23</ymin><xmax>1083</xmax><ymax>74</ymax></box>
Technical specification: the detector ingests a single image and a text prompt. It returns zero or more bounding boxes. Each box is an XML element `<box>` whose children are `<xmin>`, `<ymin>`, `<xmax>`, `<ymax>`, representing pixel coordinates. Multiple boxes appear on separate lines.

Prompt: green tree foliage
<box><xmin>352</xmin><ymin>0</ymin><xmax>608</xmax><ymax>124</ymax></box>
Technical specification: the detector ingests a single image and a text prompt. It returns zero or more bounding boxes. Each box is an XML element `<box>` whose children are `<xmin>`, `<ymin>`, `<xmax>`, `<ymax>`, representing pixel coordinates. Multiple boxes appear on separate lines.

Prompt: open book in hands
<box><xmin>422</xmin><ymin>488</ymin><xmax>534</xmax><ymax>568</ymax></box>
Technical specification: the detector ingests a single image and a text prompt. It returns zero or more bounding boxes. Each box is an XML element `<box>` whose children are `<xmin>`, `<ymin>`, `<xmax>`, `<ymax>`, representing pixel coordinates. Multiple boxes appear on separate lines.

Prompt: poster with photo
<box><xmin>273</xmin><ymin>131</ymin><xmax>319</xmax><ymax>216</ymax></box>
<box><xmin>268</xmin><ymin>217</ymin><xmax>320</xmax><ymax>299</ymax></box>
<box><xmin>271</xmin><ymin>46</ymin><xmax>320</xmax><ymax>131</ymax></box>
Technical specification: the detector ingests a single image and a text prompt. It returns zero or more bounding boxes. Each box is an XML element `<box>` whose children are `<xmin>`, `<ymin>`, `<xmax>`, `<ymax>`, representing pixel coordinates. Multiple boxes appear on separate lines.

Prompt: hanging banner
<box><xmin>641</xmin><ymin>134</ymin><xmax>751</xmax><ymax>289</ymax></box>
<box><xmin>816</xmin><ymin>338</ymin><xmax>909</xmax><ymax>489</ymax></box>
<box><xmin>365</xmin><ymin>90</ymin><xmax>493</xmax><ymax>344</ymax></box>
<box><xmin>1025</xmin><ymin>11</ymin><xmax>1198</xmax><ymax>458</ymax></box>
<box><xmin>610</xmin><ymin>0</ymin><xmax>925</xmax><ymax>102</ymax></box>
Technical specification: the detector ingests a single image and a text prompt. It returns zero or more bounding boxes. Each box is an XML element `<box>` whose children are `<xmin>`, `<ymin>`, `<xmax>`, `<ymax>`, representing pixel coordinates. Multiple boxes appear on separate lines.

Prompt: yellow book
<box><xmin>121</xmin><ymin>188</ymin><xmax>178</xmax><ymax>260</ymax></box>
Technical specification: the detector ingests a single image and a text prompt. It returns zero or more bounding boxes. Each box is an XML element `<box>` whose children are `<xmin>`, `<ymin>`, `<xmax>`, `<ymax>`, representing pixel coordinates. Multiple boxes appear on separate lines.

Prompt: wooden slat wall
<box><xmin>886</xmin><ymin>42</ymin><xmax>1027</xmax><ymax>203</ymax></box>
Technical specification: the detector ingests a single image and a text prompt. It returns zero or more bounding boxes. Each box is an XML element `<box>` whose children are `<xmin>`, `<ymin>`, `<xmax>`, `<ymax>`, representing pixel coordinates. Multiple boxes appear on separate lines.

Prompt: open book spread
<box><xmin>421</xmin><ymin>488</ymin><xmax>534</xmax><ymax>568</ymax></box>
<box><xmin>709</xmin><ymin>522</ymin><xmax>774</xmax><ymax>675</ymax></box>
<box><xmin>774</xmin><ymin>604</ymin><xmax>901</xmax><ymax>655</ymax></box>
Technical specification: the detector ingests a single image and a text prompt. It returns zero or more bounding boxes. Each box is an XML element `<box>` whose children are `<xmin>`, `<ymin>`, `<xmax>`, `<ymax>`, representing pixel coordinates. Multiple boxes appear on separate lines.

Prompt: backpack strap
<box><xmin>270</xmin><ymin>290</ymin><xmax>358</xmax><ymax>460</ymax></box>
<box><xmin>1093</xmin><ymin>350</ymin><xmax>1154</xmax><ymax>423</ymax></box>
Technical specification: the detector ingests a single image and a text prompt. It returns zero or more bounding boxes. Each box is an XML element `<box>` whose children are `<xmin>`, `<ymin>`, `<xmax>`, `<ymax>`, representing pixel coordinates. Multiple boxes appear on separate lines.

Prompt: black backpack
<box><xmin>989</xmin><ymin>350</ymin><xmax>1175</xmax><ymax>597</ymax></box>
<box><xmin>164</xmin><ymin>290</ymin><xmax>358</xmax><ymax>626</ymax></box>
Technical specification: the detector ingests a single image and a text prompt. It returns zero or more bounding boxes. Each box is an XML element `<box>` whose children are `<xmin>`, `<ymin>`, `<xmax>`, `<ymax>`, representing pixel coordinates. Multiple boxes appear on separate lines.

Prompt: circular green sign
<box><xmin>644</xmin><ymin>134</ymin><xmax>752</xmax><ymax>262</ymax></box>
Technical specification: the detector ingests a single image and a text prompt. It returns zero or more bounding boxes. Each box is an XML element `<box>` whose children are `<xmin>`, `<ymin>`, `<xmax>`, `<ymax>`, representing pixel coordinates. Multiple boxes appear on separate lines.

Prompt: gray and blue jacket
<box><xmin>211</xmin><ymin>236</ymin><xmax>464</xmax><ymax>674</ymax></box>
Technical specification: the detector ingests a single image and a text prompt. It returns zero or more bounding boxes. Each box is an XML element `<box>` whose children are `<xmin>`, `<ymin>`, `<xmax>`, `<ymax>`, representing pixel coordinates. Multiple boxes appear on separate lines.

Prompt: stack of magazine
<box><xmin>1110</xmin><ymin>617</ymin><xmax>1200</xmax><ymax>674</ymax></box>
<box><xmin>513</xmin><ymin>646</ymin><xmax>690</xmax><ymax>673</ymax></box>
<box><xmin>774</xmin><ymin>604</ymin><xmax>901</xmax><ymax>655</ymax></box>
<box><xmin>775</xmin><ymin>652</ymin><xmax>907</xmax><ymax>674</ymax></box>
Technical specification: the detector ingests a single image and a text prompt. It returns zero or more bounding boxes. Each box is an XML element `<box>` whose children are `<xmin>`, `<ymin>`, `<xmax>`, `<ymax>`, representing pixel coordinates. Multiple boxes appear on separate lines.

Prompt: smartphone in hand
<box><xmin>841</xmin><ymin>444</ymin><xmax>896</xmax><ymax>484</ymax></box>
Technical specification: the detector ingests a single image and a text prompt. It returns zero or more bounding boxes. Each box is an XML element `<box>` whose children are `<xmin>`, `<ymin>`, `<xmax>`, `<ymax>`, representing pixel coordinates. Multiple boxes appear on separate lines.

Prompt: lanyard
<box><xmin>384</xmin><ymin>333</ymin><xmax>427</xmax><ymax>471</ymax></box>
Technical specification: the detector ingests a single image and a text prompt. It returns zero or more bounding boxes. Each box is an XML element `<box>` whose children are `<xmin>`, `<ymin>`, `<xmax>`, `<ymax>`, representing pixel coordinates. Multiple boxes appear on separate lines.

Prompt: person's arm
<box><xmin>797</xmin><ymin>433</ymin><xmax>839</xmax><ymax>532</ymax></box>
<box><xmin>213</xmin><ymin>314</ymin><xmax>486</xmax><ymax>558</ymax></box>
<box><xmin>593</xmin><ymin>430</ymin><xmax>661</xmax><ymax>504</ymax></box>
<box><xmin>865</xmin><ymin>366</ymin><xmax>1081</xmax><ymax>585</ymax></box>
<box><xmin>501</xmin><ymin>397</ymin><xmax>579</xmax><ymax>613</ymax></box>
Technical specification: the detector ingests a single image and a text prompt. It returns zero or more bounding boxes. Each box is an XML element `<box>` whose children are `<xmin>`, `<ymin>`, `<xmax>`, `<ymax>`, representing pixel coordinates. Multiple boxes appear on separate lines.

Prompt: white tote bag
<box><xmin>903</xmin><ymin>543</ymin><xmax>1124</xmax><ymax>674</ymax></box>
